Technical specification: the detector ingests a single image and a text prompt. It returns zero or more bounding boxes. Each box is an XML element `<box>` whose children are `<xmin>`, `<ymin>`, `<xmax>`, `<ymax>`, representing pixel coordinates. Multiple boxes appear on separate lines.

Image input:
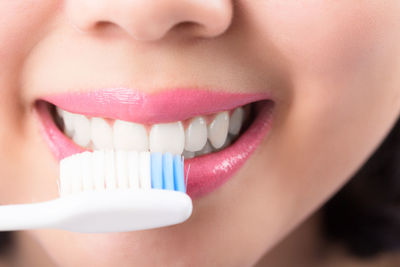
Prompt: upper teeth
<box><xmin>56</xmin><ymin>106</ymin><xmax>245</xmax><ymax>157</ymax></box>
<box><xmin>184</xmin><ymin>117</ymin><xmax>207</xmax><ymax>151</ymax></box>
<box><xmin>149</xmin><ymin>122</ymin><xmax>185</xmax><ymax>155</ymax></box>
<box><xmin>207</xmin><ymin>111</ymin><xmax>229</xmax><ymax>149</ymax></box>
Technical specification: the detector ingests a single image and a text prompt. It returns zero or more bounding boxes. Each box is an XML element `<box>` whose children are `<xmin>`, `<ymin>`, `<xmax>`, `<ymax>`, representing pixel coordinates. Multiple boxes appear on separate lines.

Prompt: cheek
<box><xmin>0</xmin><ymin>1</ymin><xmax>59</xmax><ymax>126</ymax></box>
<box><xmin>238</xmin><ymin>0</ymin><xmax>400</xmax><ymax>239</ymax></box>
<box><xmin>246</xmin><ymin>1</ymin><xmax>399</xmax><ymax>76</ymax></box>
<box><xmin>241</xmin><ymin>1</ymin><xmax>400</xmax><ymax>145</ymax></box>
<box><xmin>244</xmin><ymin>0</ymin><xmax>400</xmax><ymax>149</ymax></box>
<box><xmin>0</xmin><ymin>1</ymin><xmax>60</xmax><ymax>198</ymax></box>
<box><xmin>0</xmin><ymin>1</ymin><xmax>58</xmax><ymax>69</ymax></box>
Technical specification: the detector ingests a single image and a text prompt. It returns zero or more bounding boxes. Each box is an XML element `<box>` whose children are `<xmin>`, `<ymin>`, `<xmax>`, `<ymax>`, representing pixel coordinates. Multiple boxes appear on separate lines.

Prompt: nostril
<box><xmin>174</xmin><ymin>21</ymin><xmax>199</xmax><ymax>31</ymax></box>
<box><xmin>66</xmin><ymin>0</ymin><xmax>233</xmax><ymax>41</ymax></box>
<box><xmin>75</xmin><ymin>20</ymin><xmax>131</xmax><ymax>38</ymax></box>
<box><xmin>173</xmin><ymin>21</ymin><xmax>210</xmax><ymax>37</ymax></box>
<box><xmin>94</xmin><ymin>21</ymin><xmax>121</xmax><ymax>34</ymax></box>
<box><xmin>96</xmin><ymin>21</ymin><xmax>113</xmax><ymax>28</ymax></box>
<box><xmin>165</xmin><ymin>21</ymin><xmax>198</xmax><ymax>38</ymax></box>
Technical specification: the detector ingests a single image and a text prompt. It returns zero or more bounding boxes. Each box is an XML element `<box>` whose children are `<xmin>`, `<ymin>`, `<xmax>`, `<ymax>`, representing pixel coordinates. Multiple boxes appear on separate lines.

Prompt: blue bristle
<box><xmin>151</xmin><ymin>153</ymin><xmax>163</xmax><ymax>189</ymax></box>
<box><xmin>162</xmin><ymin>153</ymin><xmax>174</xmax><ymax>190</ymax></box>
<box><xmin>173</xmin><ymin>155</ymin><xmax>186</xmax><ymax>193</ymax></box>
<box><xmin>150</xmin><ymin>153</ymin><xmax>185</xmax><ymax>192</ymax></box>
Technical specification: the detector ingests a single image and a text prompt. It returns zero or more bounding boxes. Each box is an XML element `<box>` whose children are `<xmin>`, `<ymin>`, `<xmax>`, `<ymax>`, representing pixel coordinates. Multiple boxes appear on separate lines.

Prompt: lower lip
<box><xmin>35</xmin><ymin>101</ymin><xmax>274</xmax><ymax>199</ymax></box>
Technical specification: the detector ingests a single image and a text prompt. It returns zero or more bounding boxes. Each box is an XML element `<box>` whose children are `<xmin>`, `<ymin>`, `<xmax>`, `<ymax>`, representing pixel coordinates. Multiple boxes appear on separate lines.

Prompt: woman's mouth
<box><xmin>35</xmin><ymin>88</ymin><xmax>274</xmax><ymax>198</ymax></box>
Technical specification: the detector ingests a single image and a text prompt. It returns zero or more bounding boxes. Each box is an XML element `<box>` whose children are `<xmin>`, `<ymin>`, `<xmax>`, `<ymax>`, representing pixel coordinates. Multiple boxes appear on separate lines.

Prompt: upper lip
<box><xmin>41</xmin><ymin>88</ymin><xmax>271</xmax><ymax>123</ymax></box>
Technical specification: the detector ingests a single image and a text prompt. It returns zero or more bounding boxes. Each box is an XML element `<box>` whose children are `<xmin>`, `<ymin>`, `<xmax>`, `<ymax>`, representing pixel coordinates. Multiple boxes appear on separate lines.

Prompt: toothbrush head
<box><xmin>0</xmin><ymin>150</ymin><xmax>191</xmax><ymax>233</ymax></box>
<box><xmin>55</xmin><ymin>150</ymin><xmax>192</xmax><ymax>232</ymax></box>
<box><xmin>59</xmin><ymin>150</ymin><xmax>186</xmax><ymax>195</ymax></box>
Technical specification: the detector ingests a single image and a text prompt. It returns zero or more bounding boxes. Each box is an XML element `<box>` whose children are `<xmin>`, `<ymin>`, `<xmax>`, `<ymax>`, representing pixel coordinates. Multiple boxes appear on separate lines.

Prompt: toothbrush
<box><xmin>0</xmin><ymin>150</ymin><xmax>192</xmax><ymax>233</ymax></box>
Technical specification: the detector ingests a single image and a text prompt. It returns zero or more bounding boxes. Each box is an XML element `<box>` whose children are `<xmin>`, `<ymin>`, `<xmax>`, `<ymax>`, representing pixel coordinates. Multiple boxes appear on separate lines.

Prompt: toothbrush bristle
<box><xmin>59</xmin><ymin>150</ymin><xmax>185</xmax><ymax>196</ymax></box>
<box><xmin>162</xmin><ymin>153</ymin><xmax>174</xmax><ymax>190</ymax></box>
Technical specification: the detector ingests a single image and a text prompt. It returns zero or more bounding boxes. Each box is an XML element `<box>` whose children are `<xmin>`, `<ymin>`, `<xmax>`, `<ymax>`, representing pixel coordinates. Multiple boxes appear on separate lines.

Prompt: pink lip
<box><xmin>36</xmin><ymin>88</ymin><xmax>274</xmax><ymax>198</ymax></box>
<box><xmin>42</xmin><ymin>88</ymin><xmax>268</xmax><ymax>124</ymax></box>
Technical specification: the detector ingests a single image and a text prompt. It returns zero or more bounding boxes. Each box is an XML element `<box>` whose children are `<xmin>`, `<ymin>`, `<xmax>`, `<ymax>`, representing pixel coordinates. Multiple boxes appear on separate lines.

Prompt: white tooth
<box><xmin>72</xmin><ymin>114</ymin><xmax>91</xmax><ymax>147</ymax></box>
<box><xmin>208</xmin><ymin>111</ymin><xmax>229</xmax><ymax>149</ymax></box>
<box><xmin>183</xmin><ymin>150</ymin><xmax>195</xmax><ymax>159</ymax></box>
<box><xmin>229</xmin><ymin>107</ymin><xmax>244</xmax><ymax>135</ymax></box>
<box><xmin>62</xmin><ymin>110</ymin><xmax>76</xmax><ymax>138</ymax></box>
<box><xmin>56</xmin><ymin>107</ymin><xmax>64</xmax><ymax>118</ymax></box>
<box><xmin>184</xmin><ymin>116</ymin><xmax>207</xmax><ymax>152</ymax></box>
<box><xmin>149</xmin><ymin>121</ymin><xmax>184</xmax><ymax>155</ymax></box>
<box><xmin>219</xmin><ymin>134</ymin><xmax>233</xmax><ymax>150</ymax></box>
<box><xmin>195</xmin><ymin>141</ymin><xmax>213</xmax><ymax>156</ymax></box>
<box><xmin>113</xmin><ymin>120</ymin><xmax>148</xmax><ymax>151</ymax></box>
<box><xmin>91</xmin><ymin>118</ymin><xmax>113</xmax><ymax>149</ymax></box>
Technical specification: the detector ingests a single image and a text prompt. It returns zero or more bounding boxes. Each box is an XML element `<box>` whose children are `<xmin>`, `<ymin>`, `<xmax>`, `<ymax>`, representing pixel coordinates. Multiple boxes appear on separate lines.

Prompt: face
<box><xmin>1</xmin><ymin>0</ymin><xmax>400</xmax><ymax>266</ymax></box>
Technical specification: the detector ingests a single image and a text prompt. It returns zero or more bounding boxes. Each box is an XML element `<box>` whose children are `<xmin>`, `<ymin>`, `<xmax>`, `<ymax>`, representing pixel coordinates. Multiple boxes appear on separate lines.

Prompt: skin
<box><xmin>1</xmin><ymin>0</ymin><xmax>400</xmax><ymax>266</ymax></box>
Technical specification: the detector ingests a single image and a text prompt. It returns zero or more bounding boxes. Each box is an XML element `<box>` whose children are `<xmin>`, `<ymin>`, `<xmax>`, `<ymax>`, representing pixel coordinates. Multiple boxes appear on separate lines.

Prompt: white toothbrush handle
<box><xmin>0</xmin><ymin>199</ymin><xmax>61</xmax><ymax>231</ymax></box>
<box><xmin>0</xmin><ymin>190</ymin><xmax>192</xmax><ymax>232</ymax></box>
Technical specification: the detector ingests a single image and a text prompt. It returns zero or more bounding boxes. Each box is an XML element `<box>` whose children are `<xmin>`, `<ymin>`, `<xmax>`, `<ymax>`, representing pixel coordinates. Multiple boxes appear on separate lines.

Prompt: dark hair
<box><xmin>0</xmin><ymin>231</ymin><xmax>13</xmax><ymax>255</ymax></box>
<box><xmin>322</xmin><ymin>116</ymin><xmax>400</xmax><ymax>258</ymax></box>
<box><xmin>0</xmin><ymin>119</ymin><xmax>399</xmax><ymax>259</ymax></box>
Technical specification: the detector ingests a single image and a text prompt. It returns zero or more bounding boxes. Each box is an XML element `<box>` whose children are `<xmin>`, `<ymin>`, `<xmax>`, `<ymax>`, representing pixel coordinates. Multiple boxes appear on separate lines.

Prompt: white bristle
<box><xmin>81</xmin><ymin>152</ymin><xmax>93</xmax><ymax>192</ymax></box>
<box><xmin>71</xmin><ymin>155</ymin><xmax>82</xmax><ymax>194</ymax></box>
<box><xmin>93</xmin><ymin>150</ymin><xmax>105</xmax><ymax>191</ymax></box>
<box><xmin>59</xmin><ymin>150</ymin><xmax>154</xmax><ymax>196</ymax></box>
<box><xmin>59</xmin><ymin>156</ymin><xmax>72</xmax><ymax>196</ymax></box>
<box><xmin>139</xmin><ymin>151</ymin><xmax>151</xmax><ymax>189</ymax></box>
<box><xmin>128</xmin><ymin>151</ymin><xmax>140</xmax><ymax>189</ymax></box>
<box><xmin>105</xmin><ymin>150</ymin><xmax>117</xmax><ymax>190</ymax></box>
<box><xmin>116</xmin><ymin>150</ymin><xmax>129</xmax><ymax>189</ymax></box>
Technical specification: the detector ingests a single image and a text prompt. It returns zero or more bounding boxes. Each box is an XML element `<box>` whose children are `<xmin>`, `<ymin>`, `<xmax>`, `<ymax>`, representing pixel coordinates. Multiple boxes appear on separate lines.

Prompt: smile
<box><xmin>35</xmin><ymin>88</ymin><xmax>274</xmax><ymax>198</ymax></box>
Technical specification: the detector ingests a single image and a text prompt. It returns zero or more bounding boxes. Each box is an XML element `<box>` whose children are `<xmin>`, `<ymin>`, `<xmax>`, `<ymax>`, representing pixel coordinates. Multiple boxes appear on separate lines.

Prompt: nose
<box><xmin>65</xmin><ymin>0</ymin><xmax>233</xmax><ymax>41</ymax></box>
